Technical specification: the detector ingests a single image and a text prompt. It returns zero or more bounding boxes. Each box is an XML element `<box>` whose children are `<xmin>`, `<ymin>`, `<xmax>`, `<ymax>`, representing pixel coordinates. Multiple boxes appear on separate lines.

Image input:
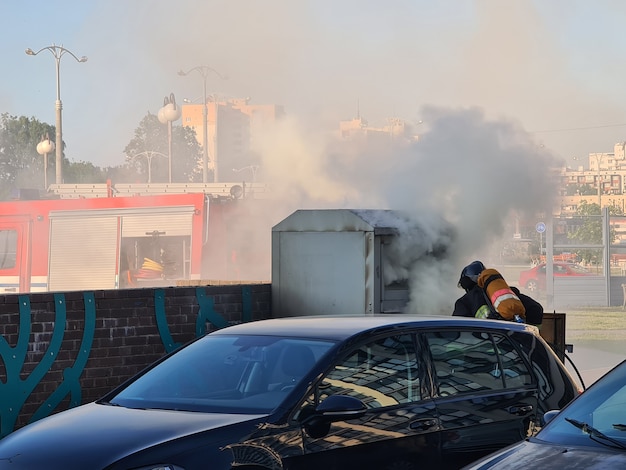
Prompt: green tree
<box><xmin>566</xmin><ymin>183</ymin><xmax>596</xmax><ymax>196</ymax></box>
<box><xmin>0</xmin><ymin>113</ymin><xmax>56</xmax><ymax>199</ymax></box>
<box><xmin>568</xmin><ymin>200</ymin><xmax>624</xmax><ymax>263</ymax></box>
<box><xmin>123</xmin><ymin>113</ymin><xmax>203</xmax><ymax>183</ymax></box>
<box><xmin>63</xmin><ymin>160</ymin><xmax>108</xmax><ymax>184</ymax></box>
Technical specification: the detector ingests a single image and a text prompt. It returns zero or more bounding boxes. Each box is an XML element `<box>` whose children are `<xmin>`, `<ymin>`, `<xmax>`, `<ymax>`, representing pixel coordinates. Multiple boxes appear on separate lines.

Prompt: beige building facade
<box><xmin>338</xmin><ymin>116</ymin><xmax>420</xmax><ymax>142</ymax></box>
<box><xmin>180</xmin><ymin>98</ymin><xmax>285</xmax><ymax>182</ymax></box>
<box><xmin>559</xmin><ymin>142</ymin><xmax>626</xmax><ymax>215</ymax></box>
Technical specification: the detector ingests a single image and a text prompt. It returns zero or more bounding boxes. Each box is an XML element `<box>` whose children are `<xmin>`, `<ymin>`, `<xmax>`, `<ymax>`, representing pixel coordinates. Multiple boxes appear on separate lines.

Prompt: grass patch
<box><xmin>561</xmin><ymin>308</ymin><xmax>626</xmax><ymax>340</ymax></box>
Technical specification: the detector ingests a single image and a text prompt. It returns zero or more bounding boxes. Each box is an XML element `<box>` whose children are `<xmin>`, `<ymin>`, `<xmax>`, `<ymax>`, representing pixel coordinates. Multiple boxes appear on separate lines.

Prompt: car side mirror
<box><xmin>543</xmin><ymin>410</ymin><xmax>560</xmax><ymax>424</ymax></box>
<box><xmin>301</xmin><ymin>395</ymin><xmax>367</xmax><ymax>438</ymax></box>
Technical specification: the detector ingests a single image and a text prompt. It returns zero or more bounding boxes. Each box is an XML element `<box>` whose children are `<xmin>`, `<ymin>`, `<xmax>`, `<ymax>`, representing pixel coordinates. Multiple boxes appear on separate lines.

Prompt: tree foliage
<box><xmin>123</xmin><ymin>113</ymin><xmax>203</xmax><ymax>183</ymax></box>
<box><xmin>0</xmin><ymin>114</ymin><xmax>113</xmax><ymax>199</ymax></box>
<box><xmin>0</xmin><ymin>111</ymin><xmax>205</xmax><ymax>200</ymax></box>
<box><xmin>0</xmin><ymin>113</ymin><xmax>56</xmax><ymax>199</ymax></box>
<box><xmin>566</xmin><ymin>183</ymin><xmax>596</xmax><ymax>196</ymax></box>
<box><xmin>63</xmin><ymin>161</ymin><xmax>108</xmax><ymax>184</ymax></box>
<box><xmin>568</xmin><ymin>200</ymin><xmax>624</xmax><ymax>263</ymax></box>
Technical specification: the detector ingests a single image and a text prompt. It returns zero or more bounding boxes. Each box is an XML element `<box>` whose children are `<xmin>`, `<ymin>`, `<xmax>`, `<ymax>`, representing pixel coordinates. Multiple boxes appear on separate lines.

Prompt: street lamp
<box><xmin>157</xmin><ymin>93</ymin><xmax>181</xmax><ymax>183</ymax></box>
<box><xmin>232</xmin><ymin>165</ymin><xmax>260</xmax><ymax>183</ymax></box>
<box><xmin>25</xmin><ymin>44</ymin><xmax>87</xmax><ymax>184</ymax></box>
<box><xmin>129</xmin><ymin>151</ymin><xmax>169</xmax><ymax>183</ymax></box>
<box><xmin>36</xmin><ymin>133</ymin><xmax>55</xmax><ymax>190</ymax></box>
<box><xmin>178</xmin><ymin>66</ymin><xmax>227</xmax><ymax>183</ymax></box>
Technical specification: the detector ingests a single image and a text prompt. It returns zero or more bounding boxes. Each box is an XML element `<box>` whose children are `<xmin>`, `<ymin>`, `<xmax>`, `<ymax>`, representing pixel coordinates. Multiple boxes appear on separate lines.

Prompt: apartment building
<box><xmin>559</xmin><ymin>142</ymin><xmax>626</xmax><ymax>215</ymax></box>
<box><xmin>338</xmin><ymin>116</ymin><xmax>420</xmax><ymax>142</ymax></box>
<box><xmin>180</xmin><ymin>98</ymin><xmax>285</xmax><ymax>182</ymax></box>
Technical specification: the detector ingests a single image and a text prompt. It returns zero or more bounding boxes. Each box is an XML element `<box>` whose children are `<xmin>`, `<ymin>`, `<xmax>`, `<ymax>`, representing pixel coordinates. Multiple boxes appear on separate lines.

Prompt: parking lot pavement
<box><xmin>566</xmin><ymin>340</ymin><xmax>625</xmax><ymax>387</ymax></box>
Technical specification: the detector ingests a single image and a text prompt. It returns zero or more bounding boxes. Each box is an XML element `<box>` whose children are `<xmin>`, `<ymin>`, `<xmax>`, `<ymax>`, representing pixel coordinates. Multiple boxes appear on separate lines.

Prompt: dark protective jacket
<box><xmin>511</xmin><ymin>286</ymin><xmax>544</xmax><ymax>326</ymax></box>
<box><xmin>453</xmin><ymin>285</ymin><xmax>544</xmax><ymax>326</ymax></box>
<box><xmin>452</xmin><ymin>286</ymin><xmax>491</xmax><ymax>318</ymax></box>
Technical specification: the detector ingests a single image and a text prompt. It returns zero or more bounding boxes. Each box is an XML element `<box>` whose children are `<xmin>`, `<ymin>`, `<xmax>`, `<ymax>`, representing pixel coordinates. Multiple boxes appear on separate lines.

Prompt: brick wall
<box><xmin>0</xmin><ymin>283</ymin><xmax>271</xmax><ymax>437</ymax></box>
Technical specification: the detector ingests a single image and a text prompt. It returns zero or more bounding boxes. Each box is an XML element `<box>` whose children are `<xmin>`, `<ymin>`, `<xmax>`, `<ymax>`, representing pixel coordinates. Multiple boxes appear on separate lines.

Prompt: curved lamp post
<box><xmin>178</xmin><ymin>66</ymin><xmax>227</xmax><ymax>183</ymax></box>
<box><xmin>26</xmin><ymin>44</ymin><xmax>87</xmax><ymax>185</ymax></box>
<box><xmin>129</xmin><ymin>150</ymin><xmax>169</xmax><ymax>183</ymax></box>
<box><xmin>36</xmin><ymin>133</ymin><xmax>55</xmax><ymax>189</ymax></box>
<box><xmin>232</xmin><ymin>165</ymin><xmax>260</xmax><ymax>183</ymax></box>
<box><xmin>157</xmin><ymin>93</ymin><xmax>181</xmax><ymax>183</ymax></box>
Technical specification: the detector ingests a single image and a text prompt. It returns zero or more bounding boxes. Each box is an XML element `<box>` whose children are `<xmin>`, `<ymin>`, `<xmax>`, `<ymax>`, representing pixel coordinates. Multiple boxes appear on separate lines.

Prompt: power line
<box><xmin>531</xmin><ymin>123</ymin><xmax>626</xmax><ymax>134</ymax></box>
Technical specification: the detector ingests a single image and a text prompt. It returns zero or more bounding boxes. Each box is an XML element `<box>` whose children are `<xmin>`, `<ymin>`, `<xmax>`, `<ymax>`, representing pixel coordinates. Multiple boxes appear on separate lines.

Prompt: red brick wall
<box><xmin>0</xmin><ymin>283</ymin><xmax>271</xmax><ymax>436</ymax></box>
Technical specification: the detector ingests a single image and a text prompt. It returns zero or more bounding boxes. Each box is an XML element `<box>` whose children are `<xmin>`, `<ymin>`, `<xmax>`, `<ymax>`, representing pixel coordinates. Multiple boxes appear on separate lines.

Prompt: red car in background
<box><xmin>518</xmin><ymin>262</ymin><xmax>593</xmax><ymax>292</ymax></box>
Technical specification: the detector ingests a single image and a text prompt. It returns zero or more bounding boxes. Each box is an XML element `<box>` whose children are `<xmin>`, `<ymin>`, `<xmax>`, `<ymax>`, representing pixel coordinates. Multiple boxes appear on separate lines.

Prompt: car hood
<box><xmin>0</xmin><ymin>402</ymin><xmax>267</xmax><ymax>469</ymax></box>
<box><xmin>466</xmin><ymin>439</ymin><xmax>626</xmax><ymax>469</ymax></box>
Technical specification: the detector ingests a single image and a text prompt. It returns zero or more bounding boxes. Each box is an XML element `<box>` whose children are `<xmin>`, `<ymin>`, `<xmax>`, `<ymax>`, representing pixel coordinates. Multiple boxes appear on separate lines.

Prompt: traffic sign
<box><xmin>536</xmin><ymin>222</ymin><xmax>546</xmax><ymax>233</ymax></box>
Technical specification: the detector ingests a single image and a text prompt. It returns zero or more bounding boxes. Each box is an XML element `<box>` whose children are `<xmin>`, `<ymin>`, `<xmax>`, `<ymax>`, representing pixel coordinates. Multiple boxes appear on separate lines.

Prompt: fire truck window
<box><xmin>0</xmin><ymin>230</ymin><xmax>17</xmax><ymax>270</ymax></box>
<box><xmin>124</xmin><ymin>236</ymin><xmax>190</xmax><ymax>284</ymax></box>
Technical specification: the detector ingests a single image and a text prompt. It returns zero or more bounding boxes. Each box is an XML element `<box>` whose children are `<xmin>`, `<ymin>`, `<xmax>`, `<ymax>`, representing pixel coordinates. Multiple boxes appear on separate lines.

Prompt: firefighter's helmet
<box><xmin>458</xmin><ymin>260</ymin><xmax>485</xmax><ymax>291</ymax></box>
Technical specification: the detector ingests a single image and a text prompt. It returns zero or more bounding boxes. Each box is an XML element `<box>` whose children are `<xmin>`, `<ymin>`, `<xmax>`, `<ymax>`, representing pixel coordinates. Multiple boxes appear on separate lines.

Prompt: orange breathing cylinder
<box><xmin>477</xmin><ymin>268</ymin><xmax>526</xmax><ymax>321</ymax></box>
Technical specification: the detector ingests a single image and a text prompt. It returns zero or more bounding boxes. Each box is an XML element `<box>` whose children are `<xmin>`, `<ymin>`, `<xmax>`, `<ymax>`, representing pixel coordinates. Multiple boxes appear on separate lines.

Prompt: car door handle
<box><xmin>409</xmin><ymin>418</ymin><xmax>439</xmax><ymax>431</ymax></box>
<box><xmin>507</xmin><ymin>404</ymin><xmax>533</xmax><ymax>415</ymax></box>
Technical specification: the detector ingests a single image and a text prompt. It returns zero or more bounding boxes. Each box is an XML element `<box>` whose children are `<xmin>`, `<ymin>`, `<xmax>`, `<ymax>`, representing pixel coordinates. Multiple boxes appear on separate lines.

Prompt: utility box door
<box><xmin>273</xmin><ymin>231</ymin><xmax>368</xmax><ymax>316</ymax></box>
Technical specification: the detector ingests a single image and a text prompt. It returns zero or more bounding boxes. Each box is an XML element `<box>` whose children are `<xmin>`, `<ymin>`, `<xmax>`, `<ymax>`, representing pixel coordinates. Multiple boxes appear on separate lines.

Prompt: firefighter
<box><xmin>453</xmin><ymin>260</ymin><xmax>543</xmax><ymax>326</ymax></box>
<box><xmin>452</xmin><ymin>260</ymin><xmax>492</xmax><ymax>318</ymax></box>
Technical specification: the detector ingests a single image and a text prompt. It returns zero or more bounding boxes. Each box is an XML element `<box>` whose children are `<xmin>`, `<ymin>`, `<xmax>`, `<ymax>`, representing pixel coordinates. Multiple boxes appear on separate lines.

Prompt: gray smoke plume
<box><xmin>251</xmin><ymin>105</ymin><xmax>562</xmax><ymax>314</ymax></box>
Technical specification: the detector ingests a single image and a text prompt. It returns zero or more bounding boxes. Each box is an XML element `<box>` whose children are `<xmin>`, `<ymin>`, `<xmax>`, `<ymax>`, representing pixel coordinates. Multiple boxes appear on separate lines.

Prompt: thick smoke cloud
<box><xmin>251</xmin><ymin>106</ymin><xmax>562</xmax><ymax>314</ymax></box>
<box><xmin>5</xmin><ymin>1</ymin><xmax>599</xmax><ymax>313</ymax></box>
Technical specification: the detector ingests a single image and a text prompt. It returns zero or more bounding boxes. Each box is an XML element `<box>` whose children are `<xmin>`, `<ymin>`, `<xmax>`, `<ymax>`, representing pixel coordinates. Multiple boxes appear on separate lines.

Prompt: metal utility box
<box><xmin>539</xmin><ymin>312</ymin><xmax>569</xmax><ymax>362</ymax></box>
<box><xmin>271</xmin><ymin>209</ymin><xmax>414</xmax><ymax>317</ymax></box>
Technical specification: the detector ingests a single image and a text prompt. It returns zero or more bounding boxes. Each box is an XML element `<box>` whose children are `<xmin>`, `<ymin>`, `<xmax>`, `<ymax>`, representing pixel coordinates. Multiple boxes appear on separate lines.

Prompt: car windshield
<box><xmin>539</xmin><ymin>360</ymin><xmax>626</xmax><ymax>450</ymax></box>
<box><xmin>106</xmin><ymin>335</ymin><xmax>336</xmax><ymax>414</ymax></box>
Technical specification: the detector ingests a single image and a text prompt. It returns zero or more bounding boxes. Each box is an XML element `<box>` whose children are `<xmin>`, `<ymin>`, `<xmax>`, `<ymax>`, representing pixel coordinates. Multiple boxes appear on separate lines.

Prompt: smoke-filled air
<box><xmin>5</xmin><ymin>0</ymin><xmax>624</xmax><ymax>312</ymax></box>
<box><xmin>253</xmin><ymin>106</ymin><xmax>562</xmax><ymax>314</ymax></box>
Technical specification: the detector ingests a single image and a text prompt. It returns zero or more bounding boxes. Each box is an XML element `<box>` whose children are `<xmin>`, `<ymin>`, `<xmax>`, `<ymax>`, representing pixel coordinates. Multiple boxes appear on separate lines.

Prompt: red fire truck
<box><xmin>0</xmin><ymin>182</ymin><xmax>270</xmax><ymax>294</ymax></box>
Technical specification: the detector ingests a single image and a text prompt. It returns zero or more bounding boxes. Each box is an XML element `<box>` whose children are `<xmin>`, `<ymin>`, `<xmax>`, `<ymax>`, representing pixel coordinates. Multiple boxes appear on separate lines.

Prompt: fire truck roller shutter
<box><xmin>49</xmin><ymin>216</ymin><xmax>119</xmax><ymax>291</ymax></box>
<box><xmin>48</xmin><ymin>206</ymin><xmax>194</xmax><ymax>292</ymax></box>
<box><xmin>120</xmin><ymin>211</ymin><xmax>193</xmax><ymax>237</ymax></box>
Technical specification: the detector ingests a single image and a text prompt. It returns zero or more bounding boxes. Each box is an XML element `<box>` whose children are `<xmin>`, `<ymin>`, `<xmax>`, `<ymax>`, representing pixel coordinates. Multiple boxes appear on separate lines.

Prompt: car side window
<box><xmin>427</xmin><ymin>330</ymin><xmax>532</xmax><ymax>397</ymax></box>
<box><xmin>316</xmin><ymin>334</ymin><xmax>420</xmax><ymax>408</ymax></box>
<box><xmin>492</xmin><ymin>333</ymin><xmax>533</xmax><ymax>388</ymax></box>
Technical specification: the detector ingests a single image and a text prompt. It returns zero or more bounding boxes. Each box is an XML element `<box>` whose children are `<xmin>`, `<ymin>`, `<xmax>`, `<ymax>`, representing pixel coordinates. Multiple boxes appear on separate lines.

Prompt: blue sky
<box><xmin>2</xmin><ymin>0</ymin><xmax>626</xmax><ymax>169</ymax></box>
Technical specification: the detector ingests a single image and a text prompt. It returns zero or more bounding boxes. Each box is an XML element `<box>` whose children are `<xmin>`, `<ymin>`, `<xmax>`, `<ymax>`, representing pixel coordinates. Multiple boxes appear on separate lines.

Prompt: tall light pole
<box><xmin>178</xmin><ymin>66</ymin><xmax>227</xmax><ymax>183</ymax></box>
<box><xmin>25</xmin><ymin>44</ymin><xmax>87</xmax><ymax>184</ymax></box>
<box><xmin>594</xmin><ymin>153</ymin><xmax>608</xmax><ymax>208</ymax></box>
<box><xmin>157</xmin><ymin>93</ymin><xmax>181</xmax><ymax>183</ymax></box>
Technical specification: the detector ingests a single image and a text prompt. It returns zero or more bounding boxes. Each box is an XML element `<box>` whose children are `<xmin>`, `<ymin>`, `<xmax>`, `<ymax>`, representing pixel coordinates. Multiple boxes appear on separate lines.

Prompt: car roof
<box><xmin>210</xmin><ymin>315</ymin><xmax>533</xmax><ymax>342</ymax></box>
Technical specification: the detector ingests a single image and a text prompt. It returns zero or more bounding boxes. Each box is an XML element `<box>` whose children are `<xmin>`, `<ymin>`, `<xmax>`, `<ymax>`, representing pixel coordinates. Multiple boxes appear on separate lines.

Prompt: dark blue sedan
<box><xmin>0</xmin><ymin>315</ymin><xmax>580</xmax><ymax>469</ymax></box>
<box><xmin>464</xmin><ymin>359</ymin><xmax>626</xmax><ymax>469</ymax></box>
